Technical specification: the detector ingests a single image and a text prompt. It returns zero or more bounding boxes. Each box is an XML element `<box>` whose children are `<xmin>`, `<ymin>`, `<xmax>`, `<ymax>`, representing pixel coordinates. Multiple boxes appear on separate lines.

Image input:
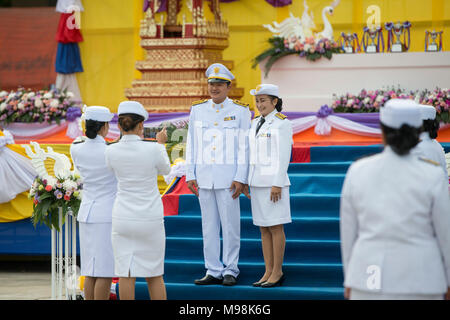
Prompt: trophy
<box><xmin>341</xmin><ymin>32</ymin><xmax>361</xmax><ymax>53</ymax></box>
<box><xmin>386</xmin><ymin>21</ymin><xmax>411</xmax><ymax>53</ymax></box>
<box><xmin>425</xmin><ymin>30</ymin><xmax>443</xmax><ymax>52</ymax></box>
<box><xmin>362</xmin><ymin>26</ymin><xmax>384</xmax><ymax>53</ymax></box>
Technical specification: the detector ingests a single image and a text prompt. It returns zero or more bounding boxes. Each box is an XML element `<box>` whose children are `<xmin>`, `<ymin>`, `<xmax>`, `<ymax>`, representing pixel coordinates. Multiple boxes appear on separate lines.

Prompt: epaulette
<box><xmin>142</xmin><ymin>139</ymin><xmax>156</xmax><ymax>142</ymax></box>
<box><xmin>419</xmin><ymin>157</ymin><xmax>440</xmax><ymax>166</ymax></box>
<box><xmin>72</xmin><ymin>136</ymin><xmax>86</xmax><ymax>144</ymax></box>
<box><xmin>106</xmin><ymin>140</ymin><xmax>119</xmax><ymax>145</ymax></box>
<box><xmin>233</xmin><ymin>100</ymin><xmax>249</xmax><ymax>108</ymax></box>
<box><xmin>275</xmin><ymin>112</ymin><xmax>287</xmax><ymax>120</ymax></box>
<box><xmin>191</xmin><ymin>99</ymin><xmax>208</xmax><ymax>106</ymax></box>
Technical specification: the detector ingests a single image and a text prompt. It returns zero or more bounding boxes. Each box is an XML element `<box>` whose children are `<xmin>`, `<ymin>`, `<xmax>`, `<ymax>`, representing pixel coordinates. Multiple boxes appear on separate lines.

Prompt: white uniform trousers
<box><xmin>350</xmin><ymin>289</ymin><xmax>444</xmax><ymax>300</ymax></box>
<box><xmin>198</xmin><ymin>188</ymin><xmax>240</xmax><ymax>279</ymax></box>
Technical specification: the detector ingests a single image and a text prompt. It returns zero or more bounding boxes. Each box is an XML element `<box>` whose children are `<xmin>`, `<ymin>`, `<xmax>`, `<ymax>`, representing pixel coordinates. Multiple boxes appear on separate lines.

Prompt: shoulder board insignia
<box><xmin>275</xmin><ymin>113</ymin><xmax>287</xmax><ymax>120</ymax></box>
<box><xmin>142</xmin><ymin>139</ymin><xmax>156</xmax><ymax>142</ymax></box>
<box><xmin>233</xmin><ymin>100</ymin><xmax>249</xmax><ymax>108</ymax></box>
<box><xmin>72</xmin><ymin>136</ymin><xmax>86</xmax><ymax>144</ymax></box>
<box><xmin>419</xmin><ymin>157</ymin><xmax>440</xmax><ymax>166</ymax></box>
<box><xmin>192</xmin><ymin>99</ymin><xmax>208</xmax><ymax>106</ymax></box>
<box><xmin>106</xmin><ymin>140</ymin><xmax>119</xmax><ymax>145</ymax></box>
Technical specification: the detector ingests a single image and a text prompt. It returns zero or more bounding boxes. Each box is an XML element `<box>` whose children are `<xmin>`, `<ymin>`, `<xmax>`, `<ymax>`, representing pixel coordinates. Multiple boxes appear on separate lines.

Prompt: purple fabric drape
<box><xmin>145</xmin><ymin>0</ymin><xmax>291</xmax><ymax>11</ymax></box>
<box><xmin>110</xmin><ymin>111</ymin><xmax>381</xmax><ymax>129</ymax></box>
<box><xmin>264</xmin><ymin>0</ymin><xmax>292</xmax><ymax>7</ymax></box>
<box><xmin>143</xmin><ymin>0</ymin><xmax>168</xmax><ymax>12</ymax></box>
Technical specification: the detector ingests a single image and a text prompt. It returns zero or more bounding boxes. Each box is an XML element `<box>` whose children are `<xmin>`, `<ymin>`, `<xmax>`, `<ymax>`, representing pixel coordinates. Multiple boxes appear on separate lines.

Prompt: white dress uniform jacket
<box><xmin>411</xmin><ymin>132</ymin><xmax>449</xmax><ymax>182</ymax></box>
<box><xmin>340</xmin><ymin>147</ymin><xmax>450</xmax><ymax>295</ymax></box>
<box><xmin>70</xmin><ymin>136</ymin><xmax>117</xmax><ymax>223</ymax></box>
<box><xmin>248</xmin><ymin>109</ymin><xmax>292</xmax><ymax>188</ymax></box>
<box><xmin>185</xmin><ymin>97</ymin><xmax>251</xmax><ymax>188</ymax></box>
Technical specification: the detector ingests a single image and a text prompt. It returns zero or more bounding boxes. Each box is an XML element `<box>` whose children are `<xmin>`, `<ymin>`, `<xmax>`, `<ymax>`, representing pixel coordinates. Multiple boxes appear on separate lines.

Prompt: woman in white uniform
<box><xmin>247</xmin><ymin>84</ymin><xmax>293</xmax><ymax>288</ymax></box>
<box><xmin>70</xmin><ymin>106</ymin><xmax>116</xmax><ymax>300</ymax></box>
<box><xmin>104</xmin><ymin>101</ymin><xmax>171</xmax><ymax>300</ymax></box>
<box><xmin>411</xmin><ymin>104</ymin><xmax>449</xmax><ymax>182</ymax></box>
<box><xmin>340</xmin><ymin>99</ymin><xmax>450</xmax><ymax>300</ymax></box>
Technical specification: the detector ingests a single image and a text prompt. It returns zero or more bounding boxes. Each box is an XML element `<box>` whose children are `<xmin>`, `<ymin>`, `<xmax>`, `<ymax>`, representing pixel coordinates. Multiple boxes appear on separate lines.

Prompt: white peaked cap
<box><xmin>84</xmin><ymin>106</ymin><xmax>114</xmax><ymax>122</ymax></box>
<box><xmin>418</xmin><ymin>104</ymin><xmax>437</xmax><ymax>120</ymax></box>
<box><xmin>250</xmin><ymin>84</ymin><xmax>280</xmax><ymax>98</ymax></box>
<box><xmin>380</xmin><ymin>99</ymin><xmax>422</xmax><ymax>129</ymax></box>
<box><xmin>206</xmin><ymin>63</ymin><xmax>235</xmax><ymax>82</ymax></box>
<box><xmin>117</xmin><ymin>101</ymin><xmax>148</xmax><ymax>121</ymax></box>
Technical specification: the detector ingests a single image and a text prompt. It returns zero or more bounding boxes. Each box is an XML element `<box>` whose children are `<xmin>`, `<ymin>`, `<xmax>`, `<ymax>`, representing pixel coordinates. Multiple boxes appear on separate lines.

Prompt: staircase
<box><xmin>131</xmin><ymin>145</ymin><xmax>404</xmax><ymax>300</ymax></box>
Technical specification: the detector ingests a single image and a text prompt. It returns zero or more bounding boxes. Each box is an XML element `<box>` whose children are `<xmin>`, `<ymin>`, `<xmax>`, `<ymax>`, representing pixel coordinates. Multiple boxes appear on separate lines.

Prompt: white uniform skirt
<box><xmin>111</xmin><ymin>218</ymin><xmax>165</xmax><ymax>278</ymax></box>
<box><xmin>79</xmin><ymin>222</ymin><xmax>115</xmax><ymax>278</ymax></box>
<box><xmin>250</xmin><ymin>186</ymin><xmax>292</xmax><ymax>227</ymax></box>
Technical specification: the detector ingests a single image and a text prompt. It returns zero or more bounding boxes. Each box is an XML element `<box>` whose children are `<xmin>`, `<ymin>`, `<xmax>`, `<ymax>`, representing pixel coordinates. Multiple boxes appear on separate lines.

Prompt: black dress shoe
<box><xmin>194</xmin><ymin>275</ymin><xmax>223</xmax><ymax>285</ymax></box>
<box><xmin>252</xmin><ymin>280</ymin><xmax>267</xmax><ymax>287</ymax></box>
<box><xmin>261</xmin><ymin>274</ymin><xmax>285</xmax><ymax>288</ymax></box>
<box><xmin>222</xmin><ymin>275</ymin><xmax>237</xmax><ymax>286</ymax></box>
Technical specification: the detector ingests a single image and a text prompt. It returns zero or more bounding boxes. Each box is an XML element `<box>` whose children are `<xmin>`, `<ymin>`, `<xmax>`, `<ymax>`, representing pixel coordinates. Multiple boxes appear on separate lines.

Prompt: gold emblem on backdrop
<box><xmin>125</xmin><ymin>0</ymin><xmax>244</xmax><ymax>112</ymax></box>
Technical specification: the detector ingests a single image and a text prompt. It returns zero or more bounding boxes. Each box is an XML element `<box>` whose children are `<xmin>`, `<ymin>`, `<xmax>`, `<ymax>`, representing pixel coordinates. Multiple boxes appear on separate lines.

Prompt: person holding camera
<box><xmin>105</xmin><ymin>101</ymin><xmax>171</xmax><ymax>300</ymax></box>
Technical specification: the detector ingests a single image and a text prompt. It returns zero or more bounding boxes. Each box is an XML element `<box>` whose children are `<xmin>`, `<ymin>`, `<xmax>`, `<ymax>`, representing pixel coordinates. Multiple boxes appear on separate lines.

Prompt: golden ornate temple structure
<box><xmin>125</xmin><ymin>0</ymin><xmax>244</xmax><ymax>112</ymax></box>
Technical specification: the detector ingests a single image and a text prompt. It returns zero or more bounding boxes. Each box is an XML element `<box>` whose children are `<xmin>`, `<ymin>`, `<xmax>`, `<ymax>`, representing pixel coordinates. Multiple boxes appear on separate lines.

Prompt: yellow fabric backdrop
<box><xmin>75</xmin><ymin>0</ymin><xmax>450</xmax><ymax>113</ymax></box>
<box><xmin>0</xmin><ymin>142</ymin><xmax>168</xmax><ymax>222</ymax></box>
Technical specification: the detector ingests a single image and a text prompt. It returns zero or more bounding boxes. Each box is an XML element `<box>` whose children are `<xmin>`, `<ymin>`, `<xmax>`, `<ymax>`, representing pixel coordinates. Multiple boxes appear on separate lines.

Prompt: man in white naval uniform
<box><xmin>186</xmin><ymin>63</ymin><xmax>251</xmax><ymax>286</ymax></box>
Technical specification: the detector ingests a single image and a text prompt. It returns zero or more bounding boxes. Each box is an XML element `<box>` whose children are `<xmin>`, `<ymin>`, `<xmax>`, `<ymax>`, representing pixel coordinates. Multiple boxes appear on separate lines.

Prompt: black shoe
<box><xmin>222</xmin><ymin>275</ymin><xmax>237</xmax><ymax>286</ymax></box>
<box><xmin>252</xmin><ymin>280</ymin><xmax>267</xmax><ymax>287</ymax></box>
<box><xmin>261</xmin><ymin>274</ymin><xmax>285</xmax><ymax>288</ymax></box>
<box><xmin>194</xmin><ymin>275</ymin><xmax>223</xmax><ymax>285</ymax></box>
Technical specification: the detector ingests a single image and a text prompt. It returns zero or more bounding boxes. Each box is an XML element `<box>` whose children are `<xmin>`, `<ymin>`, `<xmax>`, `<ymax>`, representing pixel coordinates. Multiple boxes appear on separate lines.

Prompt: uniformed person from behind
<box><xmin>340</xmin><ymin>99</ymin><xmax>450</xmax><ymax>300</ymax></box>
<box><xmin>70</xmin><ymin>106</ymin><xmax>117</xmax><ymax>300</ymax></box>
<box><xmin>247</xmin><ymin>84</ymin><xmax>293</xmax><ymax>288</ymax></box>
<box><xmin>186</xmin><ymin>63</ymin><xmax>251</xmax><ymax>286</ymax></box>
<box><xmin>411</xmin><ymin>104</ymin><xmax>449</xmax><ymax>182</ymax></box>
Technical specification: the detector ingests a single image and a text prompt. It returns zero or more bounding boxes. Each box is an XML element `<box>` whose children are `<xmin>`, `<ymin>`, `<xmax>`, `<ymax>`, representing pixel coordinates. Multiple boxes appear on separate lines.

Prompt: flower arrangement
<box><xmin>331</xmin><ymin>87</ymin><xmax>450</xmax><ymax>123</ymax></box>
<box><xmin>253</xmin><ymin>36</ymin><xmax>343</xmax><ymax>76</ymax></box>
<box><xmin>29</xmin><ymin>173</ymin><xmax>82</xmax><ymax>231</ymax></box>
<box><xmin>331</xmin><ymin>87</ymin><xmax>417</xmax><ymax>113</ymax></box>
<box><xmin>0</xmin><ymin>86</ymin><xmax>81</xmax><ymax>125</ymax></box>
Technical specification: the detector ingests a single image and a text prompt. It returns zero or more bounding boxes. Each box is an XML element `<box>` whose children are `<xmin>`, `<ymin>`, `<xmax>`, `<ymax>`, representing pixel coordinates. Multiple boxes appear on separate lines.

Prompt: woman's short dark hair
<box><xmin>268</xmin><ymin>95</ymin><xmax>283</xmax><ymax>112</ymax></box>
<box><xmin>85</xmin><ymin>120</ymin><xmax>107</xmax><ymax>139</ymax></box>
<box><xmin>422</xmin><ymin>119</ymin><xmax>440</xmax><ymax>139</ymax></box>
<box><xmin>118</xmin><ymin>113</ymin><xmax>145</xmax><ymax>132</ymax></box>
<box><xmin>381</xmin><ymin>122</ymin><xmax>420</xmax><ymax>156</ymax></box>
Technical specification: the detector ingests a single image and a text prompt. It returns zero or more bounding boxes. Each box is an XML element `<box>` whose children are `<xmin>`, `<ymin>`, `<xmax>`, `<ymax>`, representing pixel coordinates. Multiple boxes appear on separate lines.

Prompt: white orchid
<box><xmin>50</xmin><ymin>99</ymin><xmax>59</xmax><ymax>108</ymax></box>
<box><xmin>35</xmin><ymin>98</ymin><xmax>43</xmax><ymax>108</ymax></box>
<box><xmin>43</xmin><ymin>92</ymin><xmax>52</xmax><ymax>99</ymax></box>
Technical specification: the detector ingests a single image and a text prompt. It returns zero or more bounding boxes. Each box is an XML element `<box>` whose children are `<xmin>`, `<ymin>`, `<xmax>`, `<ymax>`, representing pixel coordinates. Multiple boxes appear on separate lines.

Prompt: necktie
<box><xmin>255</xmin><ymin>117</ymin><xmax>265</xmax><ymax>136</ymax></box>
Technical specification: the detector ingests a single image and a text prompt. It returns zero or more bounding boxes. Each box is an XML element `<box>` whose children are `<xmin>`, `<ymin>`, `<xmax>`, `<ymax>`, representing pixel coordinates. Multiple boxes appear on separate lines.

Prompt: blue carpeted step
<box><xmin>129</xmin><ymin>282</ymin><xmax>345</xmax><ymax>300</ymax></box>
<box><xmin>288</xmin><ymin>162</ymin><xmax>351</xmax><ymax>174</ymax></box>
<box><xmin>165</xmin><ymin>216</ymin><xmax>340</xmax><ymax>240</ymax></box>
<box><xmin>137</xmin><ymin>260</ymin><xmax>344</xmax><ymax>288</ymax></box>
<box><xmin>289</xmin><ymin>173</ymin><xmax>345</xmax><ymax>194</ymax></box>
<box><xmin>165</xmin><ymin>237</ymin><xmax>342</xmax><ymax>263</ymax></box>
<box><xmin>178</xmin><ymin>193</ymin><xmax>341</xmax><ymax>218</ymax></box>
<box><xmin>310</xmin><ymin>145</ymin><xmax>383</xmax><ymax>162</ymax></box>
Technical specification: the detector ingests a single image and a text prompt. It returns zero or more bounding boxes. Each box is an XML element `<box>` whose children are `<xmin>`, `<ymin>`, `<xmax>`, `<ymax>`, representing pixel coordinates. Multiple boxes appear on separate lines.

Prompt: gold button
<box><xmin>212</xmin><ymin>158</ymin><xmax>215</xmax><ymax>162</ymax></box>
<box><xmin>216</xmin><ymin>110</ymin><xmax>219</xmax><ymax>113</ymax></box>
<box><xmin>212</xmin><ymin>146</ymin><xmax>216</xmax><ymax>150</ymax></box>
<box><xmin>214</xmin><ymin>122</ymin><xmax>218</xmax><ymax>126</ymax></box>
<box><xmin>221</xmin><ymin>105</ymin><xmax>224</xmax><ymax>109</ymax></box>
<box><xmin>213</xmin><ymin>135</ymin><xmax>216</xmax><ymax>138</ymax></box>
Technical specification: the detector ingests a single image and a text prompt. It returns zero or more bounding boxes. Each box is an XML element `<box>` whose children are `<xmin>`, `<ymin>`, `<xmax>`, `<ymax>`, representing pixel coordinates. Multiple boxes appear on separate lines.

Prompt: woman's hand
<box><xmin>242</xmin><ymin>184</ymin><xmax>251</xmax><ymax>199</ymax></box>
<box><xmin>156</xmin><ymin>127</ymin><xmax>168</xmax><ymax>144</ymax></box>
<box><xmin>445</xmin><ymin>287</ymin><xmax>450</xmax><ymax>300</ymax></box>
<box><xmin>344</xmin><ymin>287</ymin><xmax>351</xmax><ymax>300</ymax></box>
<box><xmin>230</xmin><ymin>181</ymin><xmax>244</xmax><ymax>200</ymax></box>
<box><xmin>270</xmin><ymin>186</ymin><xmax>282</xmax><ymax>203</ymax></box>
